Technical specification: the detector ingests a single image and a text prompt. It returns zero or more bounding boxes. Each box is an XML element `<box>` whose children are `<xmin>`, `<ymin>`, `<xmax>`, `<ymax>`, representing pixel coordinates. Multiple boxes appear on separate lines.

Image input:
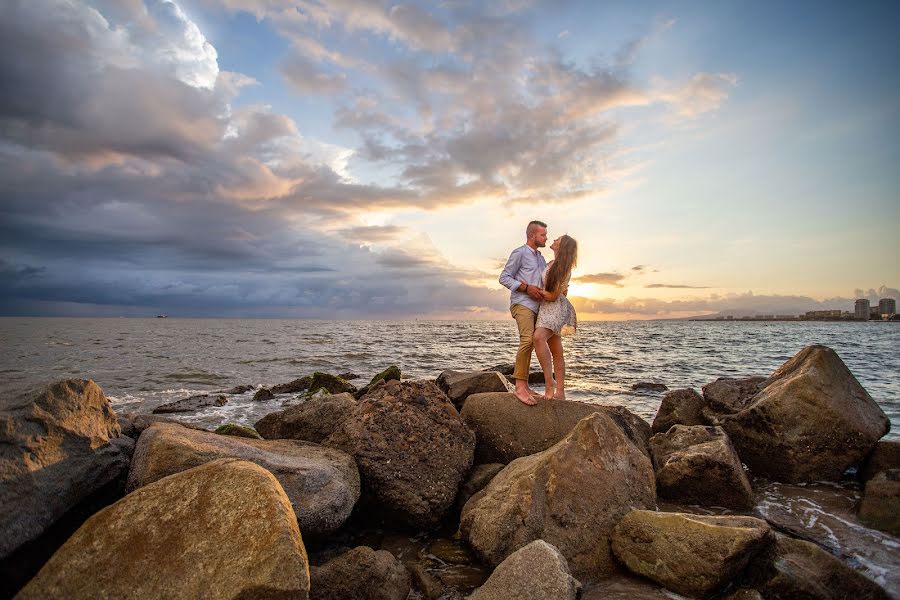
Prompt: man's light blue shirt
<box><xmin>499</xmin><ymin>244</ymin><xmax>547</xmax><ymax>313</ymax></box>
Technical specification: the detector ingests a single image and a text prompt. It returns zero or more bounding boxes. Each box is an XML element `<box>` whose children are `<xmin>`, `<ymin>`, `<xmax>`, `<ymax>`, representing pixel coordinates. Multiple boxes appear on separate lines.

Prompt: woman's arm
<box><xmin>541</xmin><ymin>287</ymin><xmax>563</xmax><ymax>302</ymax></box>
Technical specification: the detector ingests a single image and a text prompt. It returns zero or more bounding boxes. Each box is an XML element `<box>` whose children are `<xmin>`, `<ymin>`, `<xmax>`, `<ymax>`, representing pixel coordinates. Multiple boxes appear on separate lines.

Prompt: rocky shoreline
<box><xmin>1</xmin><ymin>344</ymin><xmax>897</xmax><ymax>599</ymax></box>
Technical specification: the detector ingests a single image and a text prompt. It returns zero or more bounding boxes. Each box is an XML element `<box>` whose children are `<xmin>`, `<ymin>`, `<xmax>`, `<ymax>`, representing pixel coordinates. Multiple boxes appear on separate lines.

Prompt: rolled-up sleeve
<box><xmin>499</xmin><ymin>249</ymin><xmax>522</xmax><ymax>292</ymax></box>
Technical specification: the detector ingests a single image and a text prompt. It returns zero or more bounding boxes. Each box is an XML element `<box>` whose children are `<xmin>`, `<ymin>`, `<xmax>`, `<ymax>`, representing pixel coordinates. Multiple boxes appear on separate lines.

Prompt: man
<box><xmin>499</xmin><ymin>220</ymin><xmax>548</xmax><ymax>405</ymax></box>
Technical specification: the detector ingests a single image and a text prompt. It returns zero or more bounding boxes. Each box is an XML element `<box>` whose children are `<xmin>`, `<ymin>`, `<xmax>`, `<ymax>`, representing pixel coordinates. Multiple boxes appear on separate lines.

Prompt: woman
<box><xmin>533</xmin><ymin>235</ymin><xmax>578</xmax><ymax>400</ymax></box>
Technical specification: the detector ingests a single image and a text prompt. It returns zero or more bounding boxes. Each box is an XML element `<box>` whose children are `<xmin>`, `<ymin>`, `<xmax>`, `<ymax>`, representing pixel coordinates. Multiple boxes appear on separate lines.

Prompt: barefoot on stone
<box><xmin>542</xmin><ymin>380</ymin><xmax>555</xmax><ymax>401</ymax></box>
<box><xmin>515</xmin><ymin>387</ymin><xmax>537</xmax><ymax>405</ymax></box>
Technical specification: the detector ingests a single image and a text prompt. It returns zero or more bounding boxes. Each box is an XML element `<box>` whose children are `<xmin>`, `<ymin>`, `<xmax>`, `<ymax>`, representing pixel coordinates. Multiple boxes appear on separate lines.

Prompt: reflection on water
<box><xmin>1</xmin><ymin>318</ymin><xmax>896</xmax><ymax>438</ymax></box>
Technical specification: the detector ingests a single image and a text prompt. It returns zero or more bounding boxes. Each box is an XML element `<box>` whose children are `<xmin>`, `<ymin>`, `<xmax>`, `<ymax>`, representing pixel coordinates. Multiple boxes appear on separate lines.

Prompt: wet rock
<box><xmin>580</xmin><ymin>575</ymin><xmax>676</xmax><ymax>599</ymax></box>
<box><xmin>480</xmin><ymin>363</ymin><xmax>544</xmax><ymax>385</ymax></box>
<box><xmin>0</xmin><ymin>380</ymin><xmax>130</xmax><ymax>560</ymax></box>
<box><xmin>16</xmin><ymin>459</ymin><xmax>310</xmax><ymax>600</ymax></box>
<box><xmin>611</xmin><ymin>510</ymin><xmax>773</xmax><ymax>598</ymax></box>
<box><xmin>213</xmin><ymin>423</ymin><xmax>262</xmax><ymax>439</ymax></box>
<box><xmin>470</xmin><ymin>540</ymin><xmax>581</xmax><ymax>600</ymax></box>
<box><xmin>223</xmin><ymin>384</ymin><xmax>254</xmax><ymax>395</ymax></box>
<box><xmin>860</xmin><ymin>440</ymin><xmax>900</xmax><ymax>483</ymax></box>
<box><xmin>858</xmin><ymin>469</ymin><xmax>900</xmax><ymax>536</ymax></box>
<box><xmin>325</xmin><ymin>380</ymin><xmax>475</xmax><ymax>528</ymax></box>
<box><xmin>742</xmin><ymin>533</ymin><xmax>890</xmax><ymax>599</ymax></box>
<box><xmin>272</xmin><ymin>376</ymin><xmax>313</xmax><ymax>394</ymax></box>
<box><xmin>128</xmin><ymin>422</ymin><xmax>359</xmax><ymax>535</ymax></box>
<box><xmin>409</xmin><ymin>563</ymin><xmax>444</xmax><ymax>600</ymax></box>
<box><xmin>455</xmin><ymin>463</ymin><xmax>504</xmax><ymax>513</ymax></box>
<box><xmin>716</xmin><ymin>345</ymin><xmax>890</xmax><ymax>482</ymax></box>
<box><xmin>310</xmin><ymin>372</ymin><xmax>357</xmax><ymax>395</ymax></box>
<box><xmin>650</xmin><ymin>425</ymin><xmax>754</xmax><ymax>510</ymax></box>
<box><xmin>460</xmin><ymin>412</ymin><xmax>655</xmax><ymax>580</ymax></box>
<box><xmin>632</xmin><ymin>382</ymin><xmax>668</xmax><ymax>392</ymax></box>
<box><xmin>651</xmin><ymin>388</ymin><xmax>707</xmax><ymax>434</ymax></box>
<box><xmin>255</xmin><ymin>392</ymin><xmax>357</xmax><ymax>443</ymax></box>
<box><xmin>309</xmin><ymin>546</ymin><xmax>410</xmax><ymax>600</ymax></box>
<box><xmin>253</xmin><ymin>387</ymin><xmax>275</xmax><ymax>401</ymax></box>
<box><xmin>436</xmin><ymin>370</ymin><xmax>509</xmax><ymax>408</ymax></box>
<box><xmin>369</xmin><ymin>365</ymin><xmax>401</xmax><ymax>386</ymax></box>
<box><xmin>460</xmin><ymin>392</ymin><xmax>650</xmax><ymax>464</ymax></box>
<box><xmin>152</xmin><ymin>393</ymin><xmax>227</xmax><ymax>414</ymax></box>
<box><xmin>702</xmin><ymin>376</ymin><xmax>767</xmax><ymax>414</ymax></box>
<box><xmin>339</xmin><ymin>372</ymin><xmax>361</xmax><ymax>380</ymax></box>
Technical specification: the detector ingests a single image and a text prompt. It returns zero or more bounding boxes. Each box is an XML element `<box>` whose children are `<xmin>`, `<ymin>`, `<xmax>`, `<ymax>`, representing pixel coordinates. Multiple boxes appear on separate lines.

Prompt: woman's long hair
<box><xmin>545</xmin><ymin>235</ymin><xmax>578</xmax><ymax>294</ymax></box>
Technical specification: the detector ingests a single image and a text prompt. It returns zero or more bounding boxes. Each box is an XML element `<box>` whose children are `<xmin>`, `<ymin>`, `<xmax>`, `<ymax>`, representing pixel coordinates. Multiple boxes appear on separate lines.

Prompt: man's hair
<box><xmin>526</xmin><ymin>220</ymin><xmax>547</xmax><ymax>236</ymax></box>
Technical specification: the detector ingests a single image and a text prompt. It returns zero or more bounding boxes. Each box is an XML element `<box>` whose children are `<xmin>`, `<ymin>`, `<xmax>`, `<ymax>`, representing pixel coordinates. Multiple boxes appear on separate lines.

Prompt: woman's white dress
<box><xmin>536</xmin><ymin>263</ymin><xmax>577</xmax><ymax>336</ymax></box>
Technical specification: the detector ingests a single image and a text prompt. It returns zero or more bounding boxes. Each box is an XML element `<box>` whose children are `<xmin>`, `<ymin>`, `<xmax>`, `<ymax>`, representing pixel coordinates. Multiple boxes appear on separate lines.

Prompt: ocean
<box><xmin>1</xmin><ymin>317</ymin><xmax>897</xmax><ymax>438</ymax></box>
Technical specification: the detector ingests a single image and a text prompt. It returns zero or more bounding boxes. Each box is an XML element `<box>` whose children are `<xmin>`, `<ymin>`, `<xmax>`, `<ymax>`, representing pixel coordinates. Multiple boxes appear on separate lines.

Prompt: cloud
<box><xmin>631</xmin><ymin>265</ymin><xmax>646</xmax><ymax>272</ymax></box>
<box><xmin>573</xmin><ymin>272</ymin><xmax>626</xmax><ymax>287</ymax></box>
<box><xmin>280</xmin><ymin>54</ymin><xmax>348</xmax><ymax>94</ymax></box>
<box><xmin>645</xmin><ymin>283</ymin><xmax>710</xmax><ymax>289</ymax></box>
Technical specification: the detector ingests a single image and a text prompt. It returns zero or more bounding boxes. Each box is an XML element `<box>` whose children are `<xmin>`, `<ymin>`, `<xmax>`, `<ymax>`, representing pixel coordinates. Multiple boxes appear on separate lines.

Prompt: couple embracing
<box><xmin>500</xmin><ymin>220</ymin><xmax>578</xmax><ymax>406</ymax></box>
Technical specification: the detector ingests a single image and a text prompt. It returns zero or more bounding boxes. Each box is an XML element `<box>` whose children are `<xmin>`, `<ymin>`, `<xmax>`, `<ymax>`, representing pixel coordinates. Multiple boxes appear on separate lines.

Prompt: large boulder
<box><xmin>715</xmin><ymin>345</ymin><xmax>890</xmax><ymax>482</ymax></box>
<box><xmin>255</xmin><ymin>393</ymin><xmax>357</xmax><ymax>442</ymax></box>
<box><xmin>470</xmin><ymin>540</ymin><xmax>580</xmax><ymax>600</ymax></box>
<box><xmin>460</xmin><ymin>392</ymin><xmax>650</xmax><ymax>464</ymax></box>
<box><xmin>272</xmin><ymin>376</ymin><xmax>314</xmax><ymax>394</ymax></box>
<box><xmin>650</xmin><ymin>425</ymin><xmax>754</xmax><ymax>510</ymax></box>
<box><xmin>17</xmin><ymin>459</ymin><xmax>311</xmax><ymax>599</ymax></box>
<box><xmin>651</xmin><ymin>388</ymin><xmax>707</xmax><ymax>434</ymax></box>
<box><xmin>858</xmin><ymin>469</ymin><xmax>900</xmax><ymax>536</ymax></box>
<box><xmin>611</xmin><ymin>510</ymin><xmax>773</xmax><ymax>598</ymax></box>
<box><xmin>455</xmin><ymin>463</ymin><xmax>505</xmax><ymax>513</ymax></box>
<box><xmin>0</xmin><ymin>380</ymin><xmax>132</xmax><ymax>560</ymax></box>
<box><xmin>309</xmin><ymin>372</ymin><xmax>356</xmax><ymax>395</ymax></box>
<box><xmin>309</xmin><ymin>546</ymin><xmax>410</xmax><ymax>600</ymax></box>
<box><xmin>436</xmin><ymin>370</ymin><xmax>509</xmax><ymax>408</ymax></box>
<box><xmin>460</xmin><ymin>412</ymin><xmax>655</xmax><ymax>580</ymax></box>
<box><xmin>742</xmin><ymin>533</ymin><xmax>890</xmax><ymax>599</ymax></box>
<box><xmin>117</xmin><ymin>413</ymin><xmax>206</xmax><ymax>439</ymax></box>
<box><xmin>324</xmin><ymin>379</ymin><xmax>475</xmax><ymax>528</ymax></box>
<box><xmin>127</xmin><ymin>422</ymin><xmax>359</xmax><ymax>535</ymax></box>
<box><xmin>702</xmin><ymin>376</ymin><xmax>767</xmax><ymax>414</ymax></box>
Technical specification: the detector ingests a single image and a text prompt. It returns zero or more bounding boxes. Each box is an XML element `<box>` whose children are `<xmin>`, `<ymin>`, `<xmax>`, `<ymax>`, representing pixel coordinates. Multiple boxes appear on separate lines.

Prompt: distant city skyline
<box><xmin>1</xmin><ymin>1</ymin><xmax>898</xmax><ymax>319</ymax></box>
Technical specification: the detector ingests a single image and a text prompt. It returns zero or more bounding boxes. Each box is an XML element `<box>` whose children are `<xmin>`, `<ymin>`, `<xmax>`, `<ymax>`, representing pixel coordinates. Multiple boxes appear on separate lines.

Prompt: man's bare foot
<box><xmin>526</xmin><ymin>386</ymin><xmax>541</xmax><ymax>398</ymax></box>
<box><xmin>515</xmin><ymin>387</ymin><xmax>537</xmax><ymax>405</ymax></box>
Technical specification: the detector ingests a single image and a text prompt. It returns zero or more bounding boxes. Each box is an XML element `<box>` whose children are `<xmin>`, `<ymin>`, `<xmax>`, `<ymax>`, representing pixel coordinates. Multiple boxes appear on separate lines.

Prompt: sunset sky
<box><xmin>1</xmin><ymin>0</ymin><xmax>898</xmax><ymax>319</ymax></box>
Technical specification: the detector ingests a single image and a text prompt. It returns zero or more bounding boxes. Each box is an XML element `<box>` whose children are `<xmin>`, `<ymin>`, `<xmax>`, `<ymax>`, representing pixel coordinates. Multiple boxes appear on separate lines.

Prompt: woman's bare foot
<box><xmin>515</xmin><ymin>386</ymin><xmax>537</xmax><ymax>405</ymax></box>
<box><xmin>553</xmin><ymin>392</ymin><xmax>566</xmax><ymax>400</ymax></box>
<box><xmin>543</xmin><ymin>380</ymin><xmax>556</xmax><ymax>401</ymax></box>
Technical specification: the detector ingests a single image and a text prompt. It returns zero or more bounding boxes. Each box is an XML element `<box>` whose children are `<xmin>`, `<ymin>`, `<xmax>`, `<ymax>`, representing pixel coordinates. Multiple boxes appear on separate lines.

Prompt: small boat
<box><xmin>156</xmin><ymin>314</ymin><xmax>168</xmax><ymax>318</ymax></box>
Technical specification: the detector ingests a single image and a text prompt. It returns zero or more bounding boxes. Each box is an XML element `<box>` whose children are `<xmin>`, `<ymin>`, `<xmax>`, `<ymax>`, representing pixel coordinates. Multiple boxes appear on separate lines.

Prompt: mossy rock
<box><xmin>303</xmin><ymin>388</ymin><xmax>332</xmax><ymax>401</ymax></box>
<box><xmin>309</xmin><ymin>372</ymin><xmax>356</xmax><ymax>395</ymax></box>
<box><xmin>214</xmin><ymin>424</ymin><xmax>263</xmax><ymax>440</ymax></box>
<box><xmin>369</xmin><ymin>365</ymin><xmax>401</xmax><ymax>387</ymax></box>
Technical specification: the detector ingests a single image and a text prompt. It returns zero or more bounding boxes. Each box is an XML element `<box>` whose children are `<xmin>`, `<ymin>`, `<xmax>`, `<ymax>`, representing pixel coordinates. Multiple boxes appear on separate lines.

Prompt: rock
<box><xmin>742</xmin><ymin>532</ymin><xmax>890</xmax><ymax>599</ymax></box>
<box><xmin>255</xmin><ymin>393</ymin><xmax>357</xmax><ymax>443</ymax></box>
<box><xmin>16</xmin><ymin>459</ymin><xmax>310</xmax><ymax>599</ymax></box>
<box><xmin>0</xmin><ymin>380</ymin><xmax>131</xmax><ymax>561</ymax></box>
<box><xmin>858</xmin><ymin>469</ymin><xmax>900</xmax><ymax>536</ymax></box>
<box><xmin>579</xmin><ymin>575</ymin><xmax>677</xmax><ymax>599</ymax></box>
<box><xmin>860</xmin><ymin>440</ymin><xmax>900</xmax><ymax>483</ymax></box>
<box><xmin>460</xmin><ymin>392</ymin><xmax>650</xmax><ymax>464</ymax></box>
<box><xmin>223</xmin><ymin>384</ymin><xmax>254</xmax><ymax>394</ymax></box>
<box><xmin>470</xmin><ymin>540</ymin><xmax>581</xmax><ymax>600</ymax></box>
<box><xmin>253</xmin><ymin>387</ymin><xmax>275</xmax><ymax>401</ymax></box>
<box><xmin>480</xmin><ymin>363</ymin><xmax>544</xmax><ymax>385</ymax></box>
<box><xmin>436</xmin><ymin>370</ymin><xmax>510</xmax><ymax>408</ymax></box>
<box><xmin>214</xmin><ymin>423</ymin><xmax>262</xmax><ymax>439</ymax></box>
<box><xmin>272</xmin><ymin>376</ymin><xmax>313</xmax><ymax>394</ymax></box>
<box><xmin>408</xmin><ymin>563</ymin><xmax>444</xmax><ymax>600</ymax></box>
<box><xmin>650</xmin><ymin>425</ymin><xmax>754</xmax><ymax>510</ymax></box>
<box><xmin>310</xmin><ymin>372</ymin><xmax>356</xmax><ymax>395</ymax></box>
<box><xmin>650</xmin><ymin>388</ymin><xmax>707</xmax><ymax>434</ymax></box>
<box><xmin>127</xmin><ymin>422</ymin><xmax>359</xmax><ymax>535</ymax></box>
<box><xmin>151</xmin><ymin>393</ymin><xmax>227</xmax><ymax>414</ymax></box>
<box><xmin>460</xmin><ymin>412</ymin><xmax>655</xmax><ymax>580</ymax></box>
<box><xmin>611</xmin><ymin>510</ymin><xmax>773</xmax><ymax>598</ymax></box>
<box><xmin>117</xmin><ymin>412</ymin><xmax>207</xmax><ymax>439</ymax></box>
<box><xmin>455</xmin><ymin>463</ymin><xmax>504</xmax><ymax>513</ymax></box>
<box><xmin>702</xmin><ymin>376</ymin><xmax>767</xmax><ymax>414</ymax></box>
<box><xmin>369</xmin><ymin>365</ymin><xmax>402</xmax><ymax>386</ymax></box>
<box><xmin>632</xmin><ymin>382</ymin><xmax>668</xmax><ymax>392</ymax></box>
<box><xmin>325</xmin><ymin>380</ymin><xmax>474</xmax><ymax>528</ymax></box>
<box><xmin>309</xmin><ymin>546</ymin><xmax>410</xmax><ymax>600</ymax></box>
<box><xmin>716</xmin><ymin>345</ymin><xmax>890</xmax><ymax>482</ymax></box>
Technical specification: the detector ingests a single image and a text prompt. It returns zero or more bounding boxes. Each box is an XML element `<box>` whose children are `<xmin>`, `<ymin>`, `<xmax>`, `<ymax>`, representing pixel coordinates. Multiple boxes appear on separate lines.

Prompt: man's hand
<box><xmin>526</xmin><ymin>285</ymin><xmax>544</xmax><ymax>301</ymax></box>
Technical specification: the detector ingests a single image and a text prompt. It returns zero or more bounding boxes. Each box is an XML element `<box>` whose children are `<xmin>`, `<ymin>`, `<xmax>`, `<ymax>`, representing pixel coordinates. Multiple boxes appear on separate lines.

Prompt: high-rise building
<box><xmin>880</xmin><ymin>298</ymin><xmax>897</xmax><ymax>318</ymax></box>
<box><xmin>855</xmin><ymin>299</ymin><xmax>871</xmax><ymax>320</ymax></box>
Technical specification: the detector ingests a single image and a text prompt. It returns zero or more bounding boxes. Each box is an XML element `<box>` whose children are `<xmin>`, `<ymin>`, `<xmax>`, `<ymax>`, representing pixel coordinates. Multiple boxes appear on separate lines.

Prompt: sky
<box><xmin>1</xmin><ymin>0</ymin><xmax>898</xmax><ymax>319</ymax></box>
